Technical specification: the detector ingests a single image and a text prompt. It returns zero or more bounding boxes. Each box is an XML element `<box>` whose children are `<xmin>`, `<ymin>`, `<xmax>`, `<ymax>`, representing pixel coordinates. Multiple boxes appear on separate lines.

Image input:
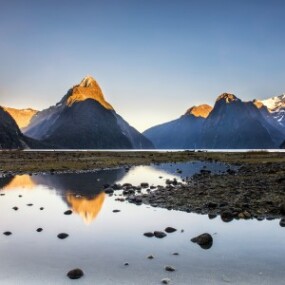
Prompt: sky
<box><xmin>0</xmin><ymin>0</ymin><xmax>285</xmax><ymax>131</ymax></box>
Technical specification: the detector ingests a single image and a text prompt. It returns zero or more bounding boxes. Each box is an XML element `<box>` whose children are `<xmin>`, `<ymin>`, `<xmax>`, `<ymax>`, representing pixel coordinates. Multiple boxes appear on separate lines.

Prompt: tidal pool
<box><xmin>0</xmin><ymin>162</ymin><xmax>284</xmax><ymax>284</ymax></box>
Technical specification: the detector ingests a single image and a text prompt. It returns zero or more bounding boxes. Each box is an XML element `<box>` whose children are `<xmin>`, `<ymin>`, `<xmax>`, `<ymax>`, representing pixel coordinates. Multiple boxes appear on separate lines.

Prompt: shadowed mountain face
<box><xmin>144</xmin><ymin>94</ymin><xmax>284</xmax><ymax>149</ymax></box>
<box><xmin>0</xmin><ymin>106</ymin><xmax>26</xmax><ymax>149</ymax></box>
<box><xmin>199</xmin><ymin>94</ymin><xmax>278</xmax><ymax>149</ymax></box>
<box><xmin>24</xmin><ymin>76</ymin><xmax>153</xmax><ymax>149</ymax></box>
<box><xmin>143</xmin><ymin>111</ymin><xmax>206</xmax><ymax>149</ymax></box>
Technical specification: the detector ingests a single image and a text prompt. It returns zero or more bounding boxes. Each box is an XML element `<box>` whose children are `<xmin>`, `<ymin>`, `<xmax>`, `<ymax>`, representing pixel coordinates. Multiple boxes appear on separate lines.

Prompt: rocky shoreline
<box><xmin>106</xmin><ymin>161</ymin><xmax>285</xmax><ymax>223</ymax></box>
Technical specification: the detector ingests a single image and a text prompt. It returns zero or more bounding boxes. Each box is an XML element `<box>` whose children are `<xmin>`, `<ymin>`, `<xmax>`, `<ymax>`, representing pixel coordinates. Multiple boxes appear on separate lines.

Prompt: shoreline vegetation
<box><xmin>1</xmin><ymin>150</ymin><xmax>285</xmax><ymax>221</ymax></box>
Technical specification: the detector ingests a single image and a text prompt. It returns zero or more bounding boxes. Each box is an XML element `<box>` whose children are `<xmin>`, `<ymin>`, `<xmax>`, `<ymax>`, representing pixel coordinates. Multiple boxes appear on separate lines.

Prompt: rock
<box><xmin>105</xmin><ymin>188</ymin><xmax>114</xmax><ymax>194</ymax></box>
<box><xmin>39</xmin><ymin>207</ymin><xmax>44</xmax><ymax>210</ymax></box>
<box><xmin>147</xmin><ymin>255</ymin><xmax>154</xmax><ymax>259</ymax></box>
<box><xmin>12</xmin><ymin>206</ymin><xmax>18</xmax><ymax>211</ymax></box>
<box><xmin>141</xmin><ymin>182</ymin><xmax>149</xmax><ymax>188</ymax></box>
<box><xmin>221</xmin><ymin>210</ymin><xmax>234</xmax><ymax>222</ymax></box>
<box><xmin>165</xmin><ymin>227</ymin><xmax>177</xmax><ymax>233</ymax></box>
<box><xmin>36</xmin><ymin>228</ymin><xmax>43</xmax><ymax>232</ymax></box>
<box><xmin>172</xmin><ymin>252</ymin><xmax>179</xmax><ymax>256</ymax></box>
<box><xmin>64</xmin><ymin>210</ymin><xmax>72</xmax><ymax>215</ymax></box>
<box><xmin>280</xmin><ymin>203</ymin><xmax>285</xmax><ymax>215</ymax></box>
<box><xmin>3</xmin><ymin>231</ymin><xmax>12</xmax><ymax>236</ymax></box>
<box><xmin>207</xmin><ymin>202</ymin><xmax>217</xmax><ymax>208</ymax></box>
<box><xmin>280</xmin><ymin>218</ymin><xmax>285</xmax><ymax>227</ymax></box>
<box><xmin>112</xmin><ymin>209</ymin><xmax>121</xmax><ymax>213</ymax></box>
<box><xmin>57</xmin><ymin>233</ymin><xmax>69</xmax><ymax>239</ymax></box>
<box><xmin>27</xmin><ymin>203</ymin><xmax>33</xmax><ymax>206</ymax></box>
<box><xmin>161</xmin><ymin>278</ymin><xmax>171</xmax><ymax>284</ymax></box>
<box><xmin>165</xmin><ymin>265</ymin><xmax>175</xmax><ymax>272</ymax></box>
<box><xmin>67</xmin><ymin>268</ymin><xmax>84</xmax><ymax>280</ymax></box>
<box><xmin>191</xmin><ymin>233</ymin><xmax>213</xmax><ymax>249</ymax></box>
<box><xmin>154</xmin><ymin>231</ymin><xmax>167</xmax><ymax>238</ymax></box>
<box><xmin>144</xmin><ymin>232</ymin><xmax>154</xmax><ymax>238</ymax></box>
<box><xmin>18</xmin><ymin>195</ymin><xmax>22</xmax><ymax>198</ymax></box>
<box><xmin>124</xmin><ymin>262</ymin><xmax>129</xmax><ymax>266</ymax></box>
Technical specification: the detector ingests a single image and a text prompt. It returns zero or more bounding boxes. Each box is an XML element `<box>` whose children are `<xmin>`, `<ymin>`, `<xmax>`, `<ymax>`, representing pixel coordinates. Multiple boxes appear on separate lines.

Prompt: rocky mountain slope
<box><xmin>143</xmin><ymin>105</ymin><xmax>211</xmax><ymax>149</ymax></box>
<box><xmin>144</xmin><ymin>93</ymin><xmax>284</xmax><ymax>149</ymax></box>
<box><xmin>24</xmin><ymin>76</ymin><xmax>153</xmax><ymax>149</ymax></box>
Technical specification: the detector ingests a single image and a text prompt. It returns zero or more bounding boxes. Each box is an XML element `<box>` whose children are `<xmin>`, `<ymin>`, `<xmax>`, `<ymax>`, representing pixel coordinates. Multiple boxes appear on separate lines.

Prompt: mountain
<box><xmin>0</xmin><ymin>106</ymin><xmax>25</xmax><ymax>149</ymax></box>
<box><xmin>261</xmin><ymin>94</ymin><xmax>285</xmax><ymax>127</ymax></box>
<box><xmin>24</xmin><ymin>76</ymin><xmax>153</xmax><ymax>149</ymax></box>
<box><xmin>199</xmin><ymin>93</ymin><xmax>282</xmax><ymax>149</ymax></box>
<box><xmin>144</xmin><ymin>93</ymin><xmax>284</xmax><ymax>149</ymax></box>
<box><xmin>4</xmin><ymin>107</ymin><xmax>38</xmax><ymax>129</ymax></box>
<box><xmin>143</xmin><ymin>104</ymin><xmax>212</xmax><ymax>149</ymax></box>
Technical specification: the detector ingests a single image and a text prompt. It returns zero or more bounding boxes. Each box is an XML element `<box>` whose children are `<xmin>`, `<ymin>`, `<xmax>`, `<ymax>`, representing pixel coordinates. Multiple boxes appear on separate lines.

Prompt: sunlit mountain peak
<box><xmin>65</xmin><ymin>75</ymin><xmax>113</xmax><ymax>110</ymax></box>
<box><xmin>216</xmin><ymin>93</ymin><xmax>240</xmax><ymax>103</ymax></box>
<box><xmin>185</xmin><ymin>104</ymin><xmax>212</xmax><ymax>118</ymax></box>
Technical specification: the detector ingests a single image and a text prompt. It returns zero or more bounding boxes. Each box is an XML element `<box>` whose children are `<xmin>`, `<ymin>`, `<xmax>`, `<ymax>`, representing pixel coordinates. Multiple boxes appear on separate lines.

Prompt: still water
<box><xmin>0</xmin><ymin>162</ymin><xmax>284</xmax><ymax>285</ymax></box>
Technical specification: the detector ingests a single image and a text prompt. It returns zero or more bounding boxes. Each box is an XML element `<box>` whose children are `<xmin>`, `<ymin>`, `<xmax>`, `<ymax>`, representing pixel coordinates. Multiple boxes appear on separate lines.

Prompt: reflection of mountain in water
<box><xmin>0</xmin><ymin>175</ymin><xmax>35</xmax><ymax>190</ymax></box>
<box><xmin>0</xmin><ymin>168</ymin><xmax>125</xmax><ymax>224</ymax></box>
<box><xmin>66</xmin><ymin>192</ymin><xmax>105</xmax><ymax>224</ymax></box>
<box><xmin>32</xmin><ymin>168</ymin><xmax>125</xmax><ymax>197</ymax></box>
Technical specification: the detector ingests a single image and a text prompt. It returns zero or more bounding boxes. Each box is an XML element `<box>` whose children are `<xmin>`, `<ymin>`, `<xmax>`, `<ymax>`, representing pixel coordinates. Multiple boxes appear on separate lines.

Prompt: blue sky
<box><xmin>0</xmin><ymin>0</ymin><xmax>285</xmax><ymax>131</ymax></box>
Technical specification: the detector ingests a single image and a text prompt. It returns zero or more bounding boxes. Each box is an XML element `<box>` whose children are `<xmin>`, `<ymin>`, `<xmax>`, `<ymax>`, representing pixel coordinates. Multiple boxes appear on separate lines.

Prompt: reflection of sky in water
<box><xmin>0</xmin><ymin>163</ymin><xmax>284</xmax><ymax>284</ymax></box>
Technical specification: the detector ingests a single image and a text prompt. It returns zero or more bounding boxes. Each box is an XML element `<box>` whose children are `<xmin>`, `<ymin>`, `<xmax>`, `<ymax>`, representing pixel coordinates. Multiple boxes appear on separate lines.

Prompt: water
<box><xmin>0</xmin><ymin>162</ymin><xmax>284</xmax><ymax>284</ymax></box>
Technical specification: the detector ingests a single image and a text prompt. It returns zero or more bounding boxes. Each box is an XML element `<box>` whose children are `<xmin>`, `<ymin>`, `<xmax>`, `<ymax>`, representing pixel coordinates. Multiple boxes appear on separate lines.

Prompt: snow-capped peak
<box><xmin>261</xmin><ymin>94</ymin><xmax>285</xmax><ymax>111</ymax></box>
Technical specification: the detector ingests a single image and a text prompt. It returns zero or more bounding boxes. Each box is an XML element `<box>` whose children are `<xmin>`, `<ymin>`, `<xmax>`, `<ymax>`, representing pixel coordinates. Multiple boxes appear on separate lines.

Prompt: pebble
<box><xmin>165</xmin><ymin>265</ymin><xmax>175</xmax><ymax>272</ymax></box>
<box><xmin>57</xmin><ymin>233</ymin><xmax>69</xmax><ymax>239</ymax></box>
<box><xmin>3</xmin><ymin>231</ymin><xmax>12</xmax><ymax>236</ymax></box>
<box><xmin>147</xmin><ymin>255</ymin><xmax>154</xmax><ymax>259</ymax></box>
<box><xmin>112</xmin><ymin>209</ymin><xmax>121</xmax><ymax>213</ymax></box>
<box><xmin>64</xmin><ymin>210</ymin><xmax>72</xmax><ymax>215</ymax></box>
<box><xmin>40</xmin><ymin>207</ymin><xmax>44</xmax><ymax>210</ymax></box>
<box><xmin>144</xmin><ymin>232</ymin><xmax>154</xmax><ymax>238</ymax></box>
<box><xmin>36</xmin><ymin>228</ymin><xmax>43</xmax><ymax>232</ymax></box>
<box><xmin>12</xmin><ymin>206</ymin><xmax>18</xmax><ymax>211</ymax></box>
<box><xmin>165</xmin><ymin>227</ymin><xmax>177</xmax><ymax>233</ymax></box>
<box><xmin>161</xmin><ymin>278</ymin><xmax>171</xmax><ymax>284</ymax></box>
<box><xmin>27</xmin><ymin>203</ymin><xmax>33</xmax><ymax>207</ymax></box>
<box><xmin>172</xmin><ymin>252</ymin><xmax>179</xmax><ymax>256</ymax></box>
<box><xmin>124</xmin><ymin>262</ymin><xmax>129</xmax><ymax>266</ymax></box>
<box><xmin>154</xmin><ymin>231</ymin><xmax>167</xmax><ymax>238</ymax></box>
<box><xmin>67</xmin><ymin>268</ymin><xmax>84</xmax><ymax>279</ymax></box>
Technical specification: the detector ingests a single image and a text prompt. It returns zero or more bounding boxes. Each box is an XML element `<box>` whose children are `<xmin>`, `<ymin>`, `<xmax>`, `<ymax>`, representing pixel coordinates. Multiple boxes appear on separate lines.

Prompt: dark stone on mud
<box><xmin>208</xmin><ymin>214</ymin><xmax>217</xmax><ymax>219</ymax></box>
<box><xmin>36</xmin><ymin>228</ymin><xmax>43</xmax><ymax>232</ymax></box>
<box><xmin>280</xmin><ymin>218</ymin><xmax>285</xmax><ymax>227</ymax></box>
<box><xmin>144</xmin><ymin>232</ymin><xmax>154</xmax><ymax>237</ymax></box>
<box><xmin>3</xmin><ymin>231</ymin><xmax>12</xmax><ymax>236</ymax></box>
<box><xmin>57</xmin><ymin>233</ymin><xmax>69</xmax><ymax>239</ymax></box>
<box><xmin>12</xmin><ymin>206</ymin><xmax>18</xmax><ymax>211</ymax></box>
<box><xmin>207</xmin><ymin>202</ymin><xmax>217</xmax><ymax>208</ymax></box>
<box><xmin>154</xmin><ymin>231</ymin><xmax>167</xmax><ymax>238</ymax></box>
<box><xmin>105</xmin><ymin>188</ymin><xmax>114</xmax><ymax>194</ymax></box>
<box><xmin>64</xmin><ymin>210</ymin><xmax>72</xmax><ymax>215</ymax></box>
<box><xmin>124</xmin><ymin>262</ymin><xmax>129</xmax><ymax>266</ymax></box>
<box><xmin>67</xmin><ymin>268</ymin><xmax>84</xmax><ymax>280</ymax></box>
<box><xmin>147</xmin><ymin>255</ymin><xmax>154</xmax><ymax>259</ymax></box>
<box><xmin>191</xmin><ymin>233</ymin><xmax>213</xmax><ymax>249</ymax></box>
<box><xmin>161</xmin><ymin>278</ymin><xmax>171</xmax><ymax>284</ymax></box>
<box><xmin>221</xmin><ymin>210</ymin><xmax>234</xmax><ymax>222</ymax></box>
<box><xmin>172</xmin><ymin>252</ymin><xmax>179</xmax><ymax>255</ymax></box>
<box><xmin>165</xmin><ymin>265</ymin><xmax>175</xmax><ymax>272</ymax></box>
<box><xmin>165</xmin><ymin>227</ymin><xmax>177</xmax><ymax>233</ymax></box>
<box><xmin>280</xmin><ymin>203</ymin><xmax>285</xmax><ymax>215</ymax></box>
<box><xmin>113</xmin><ymin>209</ymin><xmax>120</xmax><ymax>213</ymax></box>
